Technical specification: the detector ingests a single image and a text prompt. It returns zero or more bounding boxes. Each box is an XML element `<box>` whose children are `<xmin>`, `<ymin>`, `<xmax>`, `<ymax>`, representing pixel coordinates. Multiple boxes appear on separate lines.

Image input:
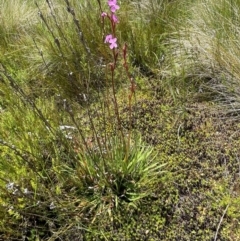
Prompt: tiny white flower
<box><xmin>23</xmin><ymin>188</ymin><xmax>31</xmax><ymax>195</ymax></box>
<box><xmin>59</xmin><ymin>125</ymin><xmax>76</xmax><ymax>130</ymax></box>
<box><xmin>49</xmin><ymin>202</ymin><xmax>56</xmax><ymax>210</ymax></box>
<box><xmin>6</xmin><ymin>182</ymin><xmax>14</xmax><ymax>190</ymax></box>
<box><xmin>12</xmin><ymin>189</ymin><xmax>18</xmax><ymax>195</ymax></box>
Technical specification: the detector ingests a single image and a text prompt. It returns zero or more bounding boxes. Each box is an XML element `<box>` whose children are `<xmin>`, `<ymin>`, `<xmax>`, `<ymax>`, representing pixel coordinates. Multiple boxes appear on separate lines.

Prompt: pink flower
<box><xmin>108</xmin><ymin>0</ymin><xmax>119</xmax><ymax>13</ymax></box>
<box><xmin>111</xmin><ymin>14</ymin><xmax>119</xmax><ymax>23</ymax></box>
<box><xmin>109</xmin><ymin>37</ymin><xmax>117</xmax><ymax>49</ymax></box>
<box><xmin>108</xmin><ymin>0</ymin><xmax>117</xmax><ymax>5</ymax></box>
<box><xmin>105</xmin><ymin>34</ymin><xmax>113</xmax><ymax>43</ymax></box>
<box><xmin>104</xmin><ymin>34</ymin><xmax>118</xmax><ymax>49</ymax></box>
<box><xmin>110</xmin><ymin>4</ymin><xmax>119</xmax><ymax>12</ymax></box>
<box><xmin>101</xmin><ymin>12</ymin><xmax>107</xmax><ymax>17</ymax></box>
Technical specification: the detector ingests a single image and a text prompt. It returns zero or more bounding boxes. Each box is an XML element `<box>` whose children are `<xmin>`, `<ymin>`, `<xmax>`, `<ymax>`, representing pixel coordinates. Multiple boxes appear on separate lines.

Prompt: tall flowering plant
<box><xmin>98</xmin><ymin>0</ymin><xmax>136</xmax><ymax>150</ymax></box>
<box><xmin>64</xmin><ymin>0</ymin><xmax>161</xmax><ymax>217</ymax></box>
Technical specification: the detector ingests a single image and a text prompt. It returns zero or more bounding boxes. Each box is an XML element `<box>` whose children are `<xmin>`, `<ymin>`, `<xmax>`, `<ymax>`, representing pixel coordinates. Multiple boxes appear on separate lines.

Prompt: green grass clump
<box><xmin>178</xmin><ymin>0</ymin><xmax>240</xmax><ymax>109</ymax></box>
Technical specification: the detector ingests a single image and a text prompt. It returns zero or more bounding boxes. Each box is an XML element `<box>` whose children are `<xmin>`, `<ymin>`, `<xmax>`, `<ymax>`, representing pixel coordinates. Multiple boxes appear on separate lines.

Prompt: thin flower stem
<box><xmin>110</xmin><ymin>64</ymin><xmax>124</xmax><ymax>141</ymax></box>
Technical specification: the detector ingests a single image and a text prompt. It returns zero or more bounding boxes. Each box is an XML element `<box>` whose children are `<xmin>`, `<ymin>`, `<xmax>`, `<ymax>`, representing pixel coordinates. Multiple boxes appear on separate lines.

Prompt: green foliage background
<box><xmin>1</xmin><ymin>0</ymin><xmax>240</xmax><ymax>240</ymax></box>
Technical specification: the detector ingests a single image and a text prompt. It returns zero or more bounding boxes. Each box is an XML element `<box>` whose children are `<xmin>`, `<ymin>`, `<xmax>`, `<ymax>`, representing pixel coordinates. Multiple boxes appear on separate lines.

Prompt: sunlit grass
<box><xmin>181</xmin><ymin>0</ymin><xmax>240</xmax><ymax>108</ymax></box>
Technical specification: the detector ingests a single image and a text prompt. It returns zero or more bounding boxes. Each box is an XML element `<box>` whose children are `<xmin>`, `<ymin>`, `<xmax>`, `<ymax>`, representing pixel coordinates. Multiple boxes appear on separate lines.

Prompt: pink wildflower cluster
<box><xmin>104</xmin><ymin>34</ymin><xmax>117</xmax><ymax>49</ymax></box>
<box><xmin>102</xmin><ymin>0</ymin><xmax>120</xmax><ymax>49</ymax></box>
<box><xmin>108</xmin><ymin>0</ymin><xmax>120</xmax><ymax>13</ymax></box>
